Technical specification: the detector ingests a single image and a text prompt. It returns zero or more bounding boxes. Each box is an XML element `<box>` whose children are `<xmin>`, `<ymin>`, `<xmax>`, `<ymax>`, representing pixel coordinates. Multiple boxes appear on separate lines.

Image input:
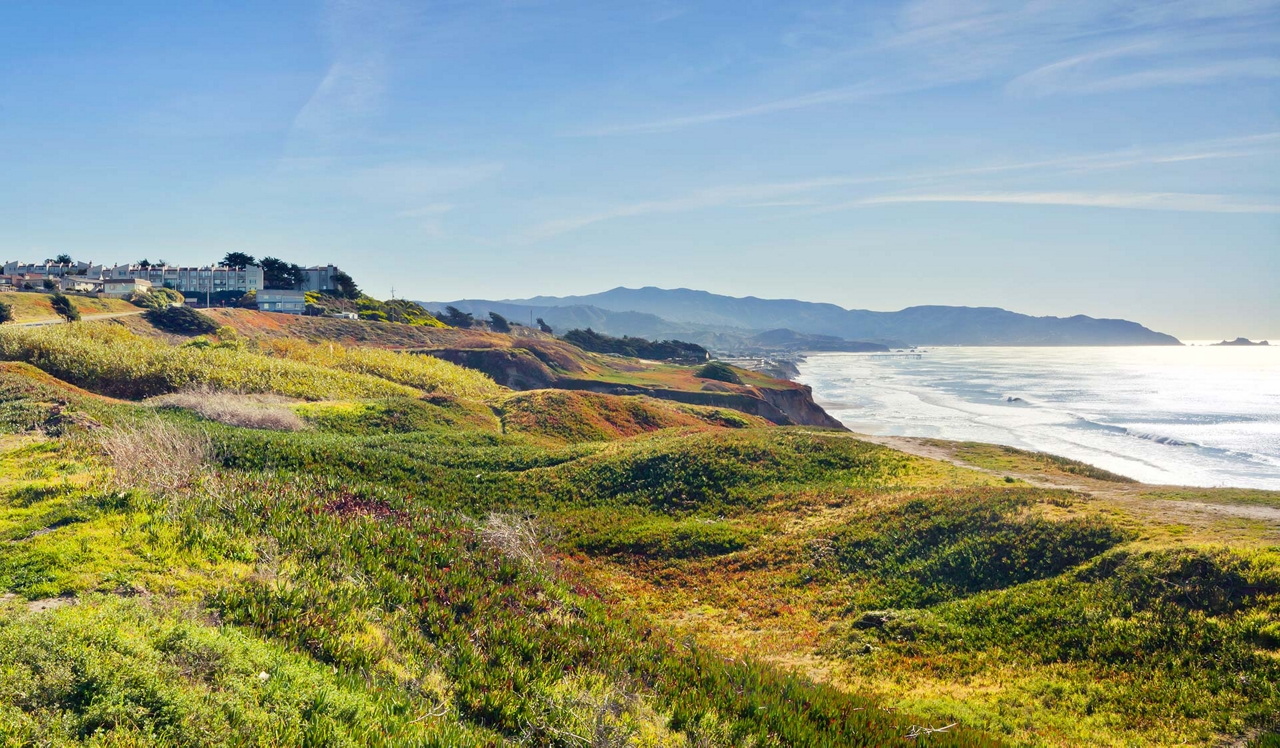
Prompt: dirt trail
<box><xmin>855</xmin><ymin>433</ymin><xmax>1280</xmax><ymax>526</ymax></box>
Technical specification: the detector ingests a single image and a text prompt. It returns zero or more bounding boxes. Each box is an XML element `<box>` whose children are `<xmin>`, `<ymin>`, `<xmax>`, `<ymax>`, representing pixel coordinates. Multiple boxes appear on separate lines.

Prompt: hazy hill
<box><xmin>420</xmin><ymin>300</ymin><xmax>690</xmax><ymax>339</ymax></box>
<box><xmin>506</xmin><ymin>287</ymin><xmax>1182</xmax><ymax>346</ymax></box>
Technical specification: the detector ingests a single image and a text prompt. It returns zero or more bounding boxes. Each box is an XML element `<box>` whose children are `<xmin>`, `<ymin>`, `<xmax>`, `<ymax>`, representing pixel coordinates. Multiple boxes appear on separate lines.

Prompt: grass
<box><xmin>941</xmin><ymin>441</ymin><xmax>1138</xmax><ymax>483</ymax></box>
<box><xmin>500</xmin><ymin>390</ymin><xmax>766</xmax><ymax>443</ymax></box>
<box><xmin>0</xmin><ymin>326</ymin><xmax>1275</xmax><ymax>747</ymax></box>
<box><xmin>260</xmin><ymin>338</ymin><xmax>504</xmax><ymax>402</ymax></box>
<box><xmin>0</xmin><ymin>292</ymin><xmax>139</xmax><ymax>323</ymax></box>
<box><xmin>0</xmin><ymin>324</ymin><xmax>426</xmax><ymax>400</ymax></box>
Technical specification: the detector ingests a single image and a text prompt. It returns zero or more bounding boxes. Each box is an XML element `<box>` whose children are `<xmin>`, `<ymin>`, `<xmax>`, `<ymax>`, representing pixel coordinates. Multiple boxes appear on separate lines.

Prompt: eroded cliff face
<box><xmin>423</xmin><ymin>347</ymin><xmax>846</xmax><ymax>429</ymax></box>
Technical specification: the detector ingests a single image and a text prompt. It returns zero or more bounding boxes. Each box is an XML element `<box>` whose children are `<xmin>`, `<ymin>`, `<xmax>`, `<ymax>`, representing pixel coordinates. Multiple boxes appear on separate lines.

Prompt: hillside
<box><xmin>482</xmin><ymin>287</ymin><xmax>1183</xmax><ymax>346</ymax></box>
<box><xmin>0</xmin><ymin>311</ymin><xmax>1274</xmax><ymax>747</ymax></box>
<box><xmin>0</xmin><ymin>292</ymin><xmax>141</xmax><ymax>323</ymax></box>
<box><xmin>132</xmin><ymin>309</ymin><xmax>840</xmax><ymax>428</ymax></box>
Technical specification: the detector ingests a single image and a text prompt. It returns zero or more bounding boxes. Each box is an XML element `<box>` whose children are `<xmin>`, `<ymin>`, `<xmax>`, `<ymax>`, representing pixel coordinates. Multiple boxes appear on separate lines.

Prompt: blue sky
<box><xmin>1</xmin><ymin>0</ymin><xmax>1277</xmax><ymax>339</ymax></box>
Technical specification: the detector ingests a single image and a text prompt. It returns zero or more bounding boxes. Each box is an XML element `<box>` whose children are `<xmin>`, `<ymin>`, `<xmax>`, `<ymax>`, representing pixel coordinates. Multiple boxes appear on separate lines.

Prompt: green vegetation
<box><xmin>0</xmin><ymin>325</ymin><xmax>420</xmax><ymax>400</ymax></box>
<box><xmin>49</xmin><ymin>292</ymin><xmax>80</xmax><ymax>322</ymax></box>
<box><xmin>145</xmin><ymin>305</ymin><xmax>219</xmax><ymax>335</ymax></box>
<box><xmin>0</xmin><ymin>316</ymin><xmax>1275</xmax><ymax>747</ymax></box>
<box><xmin>943</xmin><ymin>441</ymin><xmax>1139</xmax><ymax>483</ymax></box>
<box><xmin>129</xmin><ymin>286</ymin><xmax>185</xmax><ymax>310</ymax></box>
<box><xmin>500</xmin><ymin>390</ymin><xmax>764</xmax><ymax>443</ymax></box>
<box><xmin>303</xmin><ymin>293</ymin><xmax>446</xmax><ymax>327</ymax></box>
<box><xmin>562</xmin><ymin>328</ymin><xmax>708</xmax><ymax>362</ymax></box>
<box><xmin>694</xmin><ymin>361</ymin><xmax>743</xmax><ymax>384</ymax></box>
<box><xmin>0</xmin><ymin>299</ymin><xmax>11</xmax><ymax>325</ymax></box>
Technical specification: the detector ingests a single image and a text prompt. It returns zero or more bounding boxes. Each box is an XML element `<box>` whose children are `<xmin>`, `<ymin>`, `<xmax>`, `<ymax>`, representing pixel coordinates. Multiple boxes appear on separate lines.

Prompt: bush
<box><xmin>97</xmin><ymin>419</ymin><xmax>212</xmax><ymax>494</ymax></box>
<box><xmin>562</xmin><ymin>328</ymin><xmax>708</xmax><ymax>362</ymax></box>
<box><xmin>0</xmin><ymin>299</ymin><xmax>11</xmax><ymax>325</ymax></box>
<box><xmin>146</xmin><ymin>305</ymin><xmax>218</xmax><ymax>336</ymax></box>
<box><xmin>49</xmin><ymin>292</ymin><xmax>80</xmax><ymax>322</ymax></box>
<box><xmin>694</xmin><ymin>361</ymin><xmax>743</xmax><ymax>384</ymax></box>
<box><xmin>130</xmin><ymin>287</ymin><xmax>185</xmax><ymax>310</ymax></box>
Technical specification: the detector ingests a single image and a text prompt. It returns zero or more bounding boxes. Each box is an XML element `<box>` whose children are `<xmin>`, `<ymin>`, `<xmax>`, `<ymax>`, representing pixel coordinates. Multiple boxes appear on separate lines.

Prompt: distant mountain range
<box><xmin>424</xmin><ymin>287</ymin><xmax>1181</xmax><ymax>348</ymax></box>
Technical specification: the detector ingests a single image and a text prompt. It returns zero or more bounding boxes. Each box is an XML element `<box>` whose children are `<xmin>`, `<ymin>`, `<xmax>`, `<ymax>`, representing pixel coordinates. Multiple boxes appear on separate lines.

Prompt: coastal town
<box><xmin>0</xmin><ymin>256</ymin><xmax>352</xmax><ymax>315</ymax></box>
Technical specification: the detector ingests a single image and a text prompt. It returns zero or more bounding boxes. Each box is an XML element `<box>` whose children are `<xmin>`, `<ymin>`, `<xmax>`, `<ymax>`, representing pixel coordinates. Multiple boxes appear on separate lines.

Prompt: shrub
<box><xmin>562</xmin><ymin>328</ymin><xmax>708</xmax><ymax>362</ymax></box>
<box><xmin>49</xmin><ymin>293</ymin><xmax>80</xmax><ymax>322</ymax></box>
<box><xmin>98</xmin><ymin>419</ymin><xmax>212</xmax><ymax>494</ymax></box>
<box><xmin>488</xmin><ymin>312</ymin><xmax>511</xmax><ymax>333</ymax></box>
<box><xmin>694</xmin><ymin>361</ymin><xmax>743</xmax><ymax>384</ymax></box>
<box><xmin>146</xmin><ymin>305</ymin><xmax>218</xmax><ymax>335</ymax></box>
<box><xmin>0</xmin><ymin>299</ymin><xmax>11</xmax><ymax>325</ymax></box>
<box><xmin>130</xmin><ymin>286</ymin><xmax>185</xmax><ymax>310</ymax></box>
<box><xmin>479</xmin><ymin>513</ymin><xmax>551</xmax><ymax>572</ymax></box>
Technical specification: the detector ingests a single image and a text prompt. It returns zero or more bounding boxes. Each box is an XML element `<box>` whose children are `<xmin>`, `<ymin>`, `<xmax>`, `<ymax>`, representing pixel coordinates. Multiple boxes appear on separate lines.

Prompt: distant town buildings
<box><xmin>2</xmin><ymin>258</ymin><xmax>348</xmax><ymax>315</ymax></box>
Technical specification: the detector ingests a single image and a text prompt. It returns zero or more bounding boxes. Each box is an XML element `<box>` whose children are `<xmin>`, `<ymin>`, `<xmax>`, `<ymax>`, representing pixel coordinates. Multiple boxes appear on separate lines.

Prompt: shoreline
<box><xmin>792</xmin><ymin>347</ymin><xmax>1280</xmax><ymax>491</ymax></box>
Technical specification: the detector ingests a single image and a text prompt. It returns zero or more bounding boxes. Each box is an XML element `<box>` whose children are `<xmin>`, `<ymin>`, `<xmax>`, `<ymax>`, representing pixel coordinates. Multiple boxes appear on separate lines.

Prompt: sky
<box><xmin>1</xmin><ymin>1</ymin><xmax>1278</xmax><ymax>340</ymax></box>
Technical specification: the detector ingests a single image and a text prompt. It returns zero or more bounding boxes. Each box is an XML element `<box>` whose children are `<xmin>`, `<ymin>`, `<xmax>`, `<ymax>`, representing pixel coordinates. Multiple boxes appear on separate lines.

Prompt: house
<box><xmin>257</xmin><ymin>289</ymin><xmax>306</xmax><ymax>314</ymax></box>
<box><xmin>60</xmin><ymin>276</ymin><xmax>103</xmax><ymax>293</ymax></box>
<box><xmin>102</xmin><ymin>278</ymin><xmax>151</xmax><ymax>297</ymax></box>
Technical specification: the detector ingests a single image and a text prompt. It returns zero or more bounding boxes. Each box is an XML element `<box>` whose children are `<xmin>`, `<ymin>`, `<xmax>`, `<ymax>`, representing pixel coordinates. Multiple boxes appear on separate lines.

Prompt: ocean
<box><xmin>796</xmin><ymin>345</ymin><xmax>1280</xmax><ymax>489</ymax></box>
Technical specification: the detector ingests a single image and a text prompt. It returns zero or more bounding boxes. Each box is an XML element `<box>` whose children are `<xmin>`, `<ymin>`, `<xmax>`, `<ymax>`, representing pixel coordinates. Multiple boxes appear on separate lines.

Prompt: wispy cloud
<box><xmin>521</xmin><ymin>177</ymin><xmax>865</xmax><ymax>240</ymax></box>
<box><xmin>288</xmin><ymin>0</ymin><xmax>411</xmax><ymax>144</ymax></box>
<box><xmin>852</xmin><ymin>191</ymin><xmax>1280</xmax><ymax>213</ymax></box>
<box><xmin>521</xmin><ymin>131</ymin><xmax>1280</xmax><ymax>239</ymax></box>
<box><xmin>1009</xmin><ymin>38</ymin><xmax>1280</xmax><ymax>96</ymax></box>
<box><xmin>574</xmin><ymin>83</ymin><xmax>884</xmax><ymax>136</ymax></box>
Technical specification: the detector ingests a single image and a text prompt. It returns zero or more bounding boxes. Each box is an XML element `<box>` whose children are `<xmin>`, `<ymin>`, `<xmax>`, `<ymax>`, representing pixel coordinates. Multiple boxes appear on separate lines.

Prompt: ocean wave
<box><xmin>1068</xmin><ymin>416</ymin><xmax>1200</xmax><ymax>448</ymax></box>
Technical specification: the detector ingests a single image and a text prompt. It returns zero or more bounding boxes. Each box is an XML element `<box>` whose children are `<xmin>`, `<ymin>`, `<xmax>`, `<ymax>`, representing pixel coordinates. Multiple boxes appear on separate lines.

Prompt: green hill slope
<box><xmin>0</xmin><ymin>321</ymin><xmax>1274</xmax><ymax>747</ymax></box>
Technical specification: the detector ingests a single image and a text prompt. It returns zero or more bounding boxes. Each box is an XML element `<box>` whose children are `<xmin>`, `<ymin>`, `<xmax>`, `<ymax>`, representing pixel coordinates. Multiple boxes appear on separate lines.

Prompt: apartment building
<box><xmin>102</xmin><ymin>264</ymin><xmax>263</xmax><ymax>294</ymax></box>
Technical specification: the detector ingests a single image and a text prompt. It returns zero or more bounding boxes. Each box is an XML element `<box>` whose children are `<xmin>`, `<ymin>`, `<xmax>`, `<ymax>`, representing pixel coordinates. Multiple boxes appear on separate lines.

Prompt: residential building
<box><xmin>257</xmin><ymin>289</ymin><xmax>306</xmax><ymax>314</ymax></box>
<box><xmin>102</xmin><ymin>278</ymin><xmax>151</xmax><ymax>297</ymax></box>
<box><xmin>60</xmin><ymin>277</ymin><xmax>103</xmax><ymax>293</ymax></box>
<box><xmin>102</xmin><ymin>264</ymin><xmax>262</xmax><ymax>295</ymax></box>
<box><xmin>300</xmin><ymin>264</ymin><xmax>341</xmax><ymax>293</ymax></box>
<box><xmin>2</xmin><ymin>260</ymin><xmax>101</xmax><ymax>278</ymax></box>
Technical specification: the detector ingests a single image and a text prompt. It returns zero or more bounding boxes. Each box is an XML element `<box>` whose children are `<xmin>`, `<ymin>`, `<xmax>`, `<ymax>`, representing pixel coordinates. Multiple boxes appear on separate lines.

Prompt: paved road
<box><xmin>13</xmin><ymin>310</ymin><xmax>145</xmax><ymax>327</ymax></box>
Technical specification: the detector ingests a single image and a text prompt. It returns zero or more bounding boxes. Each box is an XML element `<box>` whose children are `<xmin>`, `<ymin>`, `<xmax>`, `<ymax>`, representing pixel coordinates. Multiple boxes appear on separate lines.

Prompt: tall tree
<box><xmin>259</xmin><ymin>257</ymin><xmax>300</xmax><ymax>289</ymax></box>
<box><xmin>439</xmin><ymin>306</ymin><xmax>474</xmax><ymax>328</ymax></box>
<box><xmin>488</xmin><ymin>312</ymin><xmax>511</xmax><ymax>333</ymax></box>
<box><xmin>331</xmin><ymin>270</ymin><xmax>360</xmax><ymax>300</ymax></box>
<box><xmin>536</xmin><ymin>318</ymin><xmax>553</xmax><ymax>334</ymax></box>
<box><xmin>137</xmin><ymin>259</ymin><xmax>151</xmax><ymax>268</ymax></box>
<box><xmin>54</xmin><ymin>253</ymin><xmax>73</xmax><ymax>264</ymax></box>
<box><xmin>221</xmin><ymin>252</ymin><xmax>257</xmax><ymax>268</ymax></box>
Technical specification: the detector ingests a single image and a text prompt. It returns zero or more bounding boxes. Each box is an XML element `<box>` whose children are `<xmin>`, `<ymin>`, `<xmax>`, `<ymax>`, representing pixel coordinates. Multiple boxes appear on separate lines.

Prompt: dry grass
<box><xmin>97</xmin><ymin>420</ymin><xmax>212</xmax><ymax>494</ymax></box>
<box><xmin>479</xmin><ymin>513</ymin><xmax>554</xmax><ymax>572</ymax></box>
<box><xmin>148</xmin><ymin>387</ymin><xmax>306</xmax><ymax>431</ymax></box>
